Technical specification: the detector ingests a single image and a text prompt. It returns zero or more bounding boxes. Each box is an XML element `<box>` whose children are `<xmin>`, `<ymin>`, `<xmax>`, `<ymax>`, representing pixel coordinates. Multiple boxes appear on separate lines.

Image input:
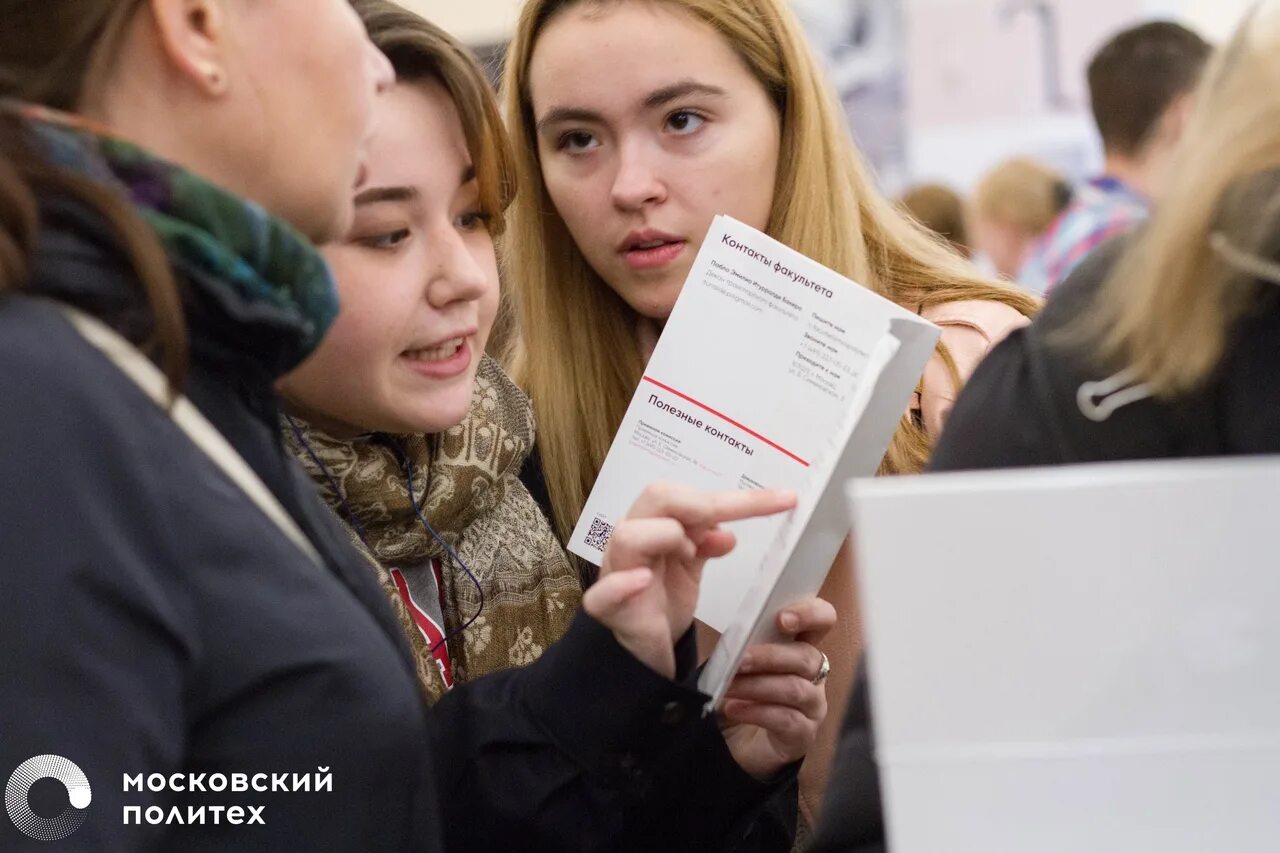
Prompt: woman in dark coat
<box><xmin>0</xmin><ymin>2</ymin><xmax>798</xmax><ymax>850</ymax></box>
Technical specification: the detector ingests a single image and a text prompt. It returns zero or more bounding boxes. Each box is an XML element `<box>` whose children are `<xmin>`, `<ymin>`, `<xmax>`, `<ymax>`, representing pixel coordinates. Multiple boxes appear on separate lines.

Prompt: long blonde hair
<box><xmin>501</xmin><ymin>0</ymin><xmax>1039</xmax><ymax>540</ymax></box>
<box><xmin>1081</xmin><ymin>5</ymin><xmax>1280</xmax><ymax>397</ymax></box>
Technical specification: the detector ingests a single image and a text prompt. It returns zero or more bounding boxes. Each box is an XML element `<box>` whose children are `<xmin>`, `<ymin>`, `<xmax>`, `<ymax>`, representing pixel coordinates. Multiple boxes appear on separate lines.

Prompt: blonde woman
<box><xmin>927</xmin><ymin>4</ymin><xmax>1280</xmax><ymax>472</ymax></box>
<box><xmin>499</xmin><ymin>0</ymin><xmax>1039</xmax><ymax>824</ymax></box>
<box><xmin>968</xmin><ymin>157</ymin><xmax>1073</xmax><ymax>282</ymax></box>
<box><xmin>815</xmin><ymin>9</ymin><xmax>1280</xmax><ymax>849</ymax></box>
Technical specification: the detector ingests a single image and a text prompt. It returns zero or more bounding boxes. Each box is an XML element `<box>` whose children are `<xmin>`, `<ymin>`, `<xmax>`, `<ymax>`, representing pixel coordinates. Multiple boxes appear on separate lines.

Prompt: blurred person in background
<box><xmin>968</xmin><ymin>157</ymin><xmax>1072</xmax><ymax>284</ymax></box>
<box><xmin>1020</xmin><ymin>20</ymin><xmax>1212</xmax><ymax>295</ymax></box>
<box><xmin>897</xmin><ymin>182</ymin><xmax>970</xmax><ymax>258</ymax></box>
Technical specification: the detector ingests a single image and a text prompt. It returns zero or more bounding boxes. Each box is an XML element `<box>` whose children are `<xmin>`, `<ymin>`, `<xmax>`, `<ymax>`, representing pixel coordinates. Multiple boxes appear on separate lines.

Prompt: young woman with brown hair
<box><xmin>278</xmin><ymin>11</ymin><xmax>833</xmax><ymax>847</ymax></box>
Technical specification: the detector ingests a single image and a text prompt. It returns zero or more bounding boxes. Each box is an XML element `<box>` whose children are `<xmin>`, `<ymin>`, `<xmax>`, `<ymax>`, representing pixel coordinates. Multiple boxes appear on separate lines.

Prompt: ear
<box><xmin>1160</xmin><ymin>92</ymin><xmax>1197</xmax><ymax>144</ymax></box>
<box><xmin>147</xmin><ymin>0</ymin><xmax>231</xmax><ymax>96</ymax></box>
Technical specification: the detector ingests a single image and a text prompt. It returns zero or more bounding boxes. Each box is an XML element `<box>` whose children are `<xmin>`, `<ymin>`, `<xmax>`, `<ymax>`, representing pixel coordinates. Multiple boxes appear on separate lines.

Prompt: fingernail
<box><xmin>739</xmin><ymin>654</ymin><xmax>753</xmax><ymax>672</ymax></box>
<box><xmin>780</xmin><ymin>612</ymin><xmax>799</xmax><ymax>631</ymax></box>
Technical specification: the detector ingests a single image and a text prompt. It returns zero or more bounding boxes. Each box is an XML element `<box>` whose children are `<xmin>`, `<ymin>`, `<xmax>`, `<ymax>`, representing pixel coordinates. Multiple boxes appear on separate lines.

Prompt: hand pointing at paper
<box><xmin>582</xmin><ymin>481</ymin><xmax>833</xmax><ymax>779</ymax></box>
<box><xmin>583</xmin><ymin>482</ymin><xmax>798</xmax><ymax>679</ymax></box>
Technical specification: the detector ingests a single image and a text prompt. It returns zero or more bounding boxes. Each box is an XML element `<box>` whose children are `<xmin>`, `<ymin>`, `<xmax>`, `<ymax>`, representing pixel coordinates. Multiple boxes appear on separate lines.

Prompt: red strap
<box><xmin>389</xmin><ymin>564</ymin><xmax>454</xmax><ymax>689</ymax></box>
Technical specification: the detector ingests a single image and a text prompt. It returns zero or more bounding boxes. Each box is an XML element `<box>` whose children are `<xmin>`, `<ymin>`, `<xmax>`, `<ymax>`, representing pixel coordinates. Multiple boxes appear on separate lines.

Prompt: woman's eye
<box><xmin>357</xmin><ymin>229</ymin><xmax>410</xmax><ymax>250</ymax></box>
<box><xmin>558</xmin><ymin>130</ymin><xmax>599</xmax><ymax>153</ymax></box>
<box><xmin>457</xmin><ymin>211</ymin><xmax>493</xmax><ymax>232</ymax></box>
<box><xmin>666</xmin><ymin>110</ymin><xmax>706</xmax><ymax>135</ymax></box>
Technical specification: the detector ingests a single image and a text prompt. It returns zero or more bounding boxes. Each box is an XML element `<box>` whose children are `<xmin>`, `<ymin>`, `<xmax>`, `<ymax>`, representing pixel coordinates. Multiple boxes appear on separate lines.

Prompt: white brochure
<box><xmin>566</xmin><ymin>215</ymin><xmax>939</xmax><ymax>704</ymax></box>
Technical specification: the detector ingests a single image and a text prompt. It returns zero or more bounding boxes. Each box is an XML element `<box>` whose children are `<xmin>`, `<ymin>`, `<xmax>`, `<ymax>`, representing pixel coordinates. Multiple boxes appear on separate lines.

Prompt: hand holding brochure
<box><xmin>566</xmin><ymin>216</ymin><xmax>939</xmax><ymax>706</ymax></box>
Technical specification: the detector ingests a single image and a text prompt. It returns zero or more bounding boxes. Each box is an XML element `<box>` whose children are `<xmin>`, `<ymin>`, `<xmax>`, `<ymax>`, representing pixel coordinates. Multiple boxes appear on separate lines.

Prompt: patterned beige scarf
<box><xmin>283</xmin><ymin>356</ymin><xmax>582</xmax><ymax>703</ymax></box>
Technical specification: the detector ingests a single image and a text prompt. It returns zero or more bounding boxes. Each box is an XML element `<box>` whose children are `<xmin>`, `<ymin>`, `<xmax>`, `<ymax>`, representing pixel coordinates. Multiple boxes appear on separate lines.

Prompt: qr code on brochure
<box><xmin>584</xmin><ymin>516</ymin><xmax>614</xmax><ymax>552</ymax></box>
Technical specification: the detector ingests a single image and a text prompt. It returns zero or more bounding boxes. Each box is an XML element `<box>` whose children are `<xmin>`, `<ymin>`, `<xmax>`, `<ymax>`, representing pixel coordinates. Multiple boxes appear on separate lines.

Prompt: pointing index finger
<box><xmin>627</xmin><ymin>483</ymin><xmax>796</xmax><ymax>528</ymax></box>
<box><xmin>705</xmin><ymin>488</ymin><xmax>797</xmax><ymax>525</ymax></box>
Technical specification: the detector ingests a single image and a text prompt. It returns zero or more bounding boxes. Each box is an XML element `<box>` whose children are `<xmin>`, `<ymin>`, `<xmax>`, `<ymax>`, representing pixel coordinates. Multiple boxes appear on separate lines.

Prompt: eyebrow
<box><xmin>536</xmin><ymin>107</ymin><xmax>602</xmax><ymax>133</ymax></box>
<box><xmin>536</xmin><ymin>80</ymin><xmax>728</xmax><ymax>132</ymax></box>
<box><xmin>354</xmin><ymin>186</ymin><xmax>418</xmax><ymax>206</ymax></box>
<box><xmin>643</xmin><ymin>80</ymin><xmax>727</xmax><ymax>109</ymax></box>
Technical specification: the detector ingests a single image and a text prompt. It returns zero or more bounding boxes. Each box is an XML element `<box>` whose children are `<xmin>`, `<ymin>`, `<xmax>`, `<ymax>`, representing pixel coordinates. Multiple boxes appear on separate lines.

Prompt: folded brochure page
<box><xmin>566</xmin><ymin>215</ymin><xmax>940</xmax><ymax>704</ymax></box>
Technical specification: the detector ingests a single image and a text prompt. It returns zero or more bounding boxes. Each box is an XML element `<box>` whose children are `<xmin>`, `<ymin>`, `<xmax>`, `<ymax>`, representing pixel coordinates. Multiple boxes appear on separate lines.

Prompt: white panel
<box><xmin>850</xmin><ymin>458</ymin><xmax>1280</xmax><ymax>853</ymax></box>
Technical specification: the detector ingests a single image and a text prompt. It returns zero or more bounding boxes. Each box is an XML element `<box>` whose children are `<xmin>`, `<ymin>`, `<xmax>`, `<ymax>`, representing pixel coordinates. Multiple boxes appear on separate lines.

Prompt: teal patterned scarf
<box><xmin>10</xmin><ymin>101</ymin><xmax>338</xmax><ymax>361</ymax></box>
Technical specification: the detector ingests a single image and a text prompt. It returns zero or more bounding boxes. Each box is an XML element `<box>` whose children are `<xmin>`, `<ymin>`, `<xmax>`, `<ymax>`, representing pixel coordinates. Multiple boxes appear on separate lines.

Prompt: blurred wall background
<box><xmin>395</xmin><ymin>0</ymin><xmax>1256</xmax><ymax>191</ymax></box>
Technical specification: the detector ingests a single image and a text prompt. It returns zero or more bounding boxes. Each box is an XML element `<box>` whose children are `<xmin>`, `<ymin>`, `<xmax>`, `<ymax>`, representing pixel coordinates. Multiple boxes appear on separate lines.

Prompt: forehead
<box><xmin>528</xmin><ymin>2</ymin><xmax>756</xmax><ymax>114</ymax></box>
<box><xmin>363</xmin><ymin>80</ymin><xmax>472</xmax><ymax>194</ymax></box>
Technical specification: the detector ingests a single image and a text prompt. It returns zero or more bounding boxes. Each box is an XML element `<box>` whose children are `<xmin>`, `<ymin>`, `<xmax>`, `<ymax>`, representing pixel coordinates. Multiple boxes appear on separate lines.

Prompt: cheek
<box><xmin>310</xmin><ymin>307</ymin><xmax>382</xmax><ymax>387</ymax></box>
<box><xmin>742</xmin><ymin>128</ymin><xmax>782</xmax><ymax>218</ymax></box>
<box><xmin>309</xmin><ymin>4</ymin><xmax>369</xmax><ymax>107</ymax></box>
<box><xmin>975</xmin><ymin>224</ymin><xmax>1009</xmax><ymax>258</ymax></box>
<box><xmin>288</xmin><ymin>16</ymin><xmax>368</xmax><ymax>170</ymax></box>
<box><xmin>474</xmin><ymin>254</ymin><xmax>503</xmax><ymax>352</ymax></box>
<box><xmin>325</xmin><ymin>260</ymin><xmax>405</xmax><ymax>364</ymax></box>
<box><xmin>542</xmin><ymin>161</ymin><xmax>604</xmax><ymax>238</ymax></box>
<box><xmin>997</xmin><ymin>231</ymin><xmax>1023</xmax><ymax>261</ymax></box>
<box><xmin>699</xmin><ymin>122</ymin><xmax>780</xmax><ymax>229</ymax></box>
<box><xmin>278</xmin><ymin>305</ymin><xmax>378</xmax><ymax>425</ymax></box>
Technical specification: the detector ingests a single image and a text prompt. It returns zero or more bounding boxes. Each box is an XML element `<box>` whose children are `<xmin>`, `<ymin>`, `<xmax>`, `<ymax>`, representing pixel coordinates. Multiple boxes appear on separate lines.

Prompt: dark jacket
<box><xmin>0</xmin><ymin>193</ymin><xmax>791</xmax><ymax>850</ymax></box>
<box><xmin>927</xmin><ymin>235</ymin><xmax>1280</xmax><ymax>470</ymax></box>
<box><xmin>810</xmin><ymin>235</ymin><xmax>1280</xmax><ymax>852</ymax></box>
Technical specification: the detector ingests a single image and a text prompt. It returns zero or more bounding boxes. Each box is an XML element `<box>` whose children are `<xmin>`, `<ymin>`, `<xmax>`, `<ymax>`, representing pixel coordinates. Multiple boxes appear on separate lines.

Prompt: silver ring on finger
<box><xmin>812</xmin><ymin>652</ymin><xmax>831</xmax><ymax>686</ymax></box>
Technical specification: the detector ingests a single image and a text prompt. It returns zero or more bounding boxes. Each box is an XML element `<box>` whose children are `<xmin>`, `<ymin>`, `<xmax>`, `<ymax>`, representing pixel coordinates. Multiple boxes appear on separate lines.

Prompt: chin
<box><xmin>405</xmin><ymin>398</ymin><xmax>472</xmax><ymax>435</ymax></box>
<box><xmin>626</xmin><ymin>286</ymin><xmax>680</xmax><ymax>321</ymax></box>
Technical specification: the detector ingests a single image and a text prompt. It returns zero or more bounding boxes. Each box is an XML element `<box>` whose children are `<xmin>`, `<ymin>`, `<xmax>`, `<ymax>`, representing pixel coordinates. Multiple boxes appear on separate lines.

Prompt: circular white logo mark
<box><xmin>5</xmin><ymin>755</ymin><xmax>92</xmax><ymax>841</ymax></box>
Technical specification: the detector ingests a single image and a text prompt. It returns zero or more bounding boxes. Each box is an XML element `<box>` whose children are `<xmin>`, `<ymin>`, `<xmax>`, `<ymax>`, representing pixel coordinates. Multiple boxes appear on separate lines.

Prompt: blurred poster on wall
<box><xmin>905</xmin><ymin>0</ymin><xmax>1147</xmax><ymax>188</ymax></box>
<box><xmin>793</xmin><ymin>0</ymin><xmax>910</xmax><ymax>192</ymax></box>
<box><xmin>900</xmin><ymin>0</ymin><xmax>1252</xmax><ymax>190</ymax></box>
<box><xmin>441</xmin><ymin>0</ymin><xmax>1253</xmax><ymax>194</ymax></box>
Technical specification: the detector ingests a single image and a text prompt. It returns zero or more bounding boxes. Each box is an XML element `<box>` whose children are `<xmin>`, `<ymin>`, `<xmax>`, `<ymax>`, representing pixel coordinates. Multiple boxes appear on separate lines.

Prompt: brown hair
<box><xmin>0</xmin><ymin>1</ymin><xmax>187</xmax><ymax>386</ymax></box>
<box><xmin>353</xmin><ymin>0</ymin><xmax>516</xmax><ymax>235</ymax></box>
<box><xmin>970</xmin><ymin>157</ymin><xmax>1072</xmax><ymax>236</ymax></box>
<box><xmin>898</xmin><ymin>183</ymin><xmax>969</xmax><ymax>253</ymax></box>
<box><xmin>501</xmin><ymin>0</ymin><xmax>1040</xmax><ymax>541</ymax></box>
<box><xmin>1087</xmin><ymin>21</ymin><xmax>1212</xmax><ymax>157</ymax></box>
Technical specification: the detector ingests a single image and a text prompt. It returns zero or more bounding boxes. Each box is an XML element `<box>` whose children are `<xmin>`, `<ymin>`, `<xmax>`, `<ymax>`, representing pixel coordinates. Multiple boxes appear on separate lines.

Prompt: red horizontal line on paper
<box><xmin>642</xmin><ymin>375</ymin><xmax>810</xmax><ymax>468</ymax></box>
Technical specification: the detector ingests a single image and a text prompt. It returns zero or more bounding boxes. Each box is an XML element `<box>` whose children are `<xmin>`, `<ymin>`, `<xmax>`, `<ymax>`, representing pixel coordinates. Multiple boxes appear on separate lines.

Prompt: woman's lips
<box><xmin>400</xmin><ymin>337</ymin><xmax>472</xmax><ymax>380</ymax></box>
<box><xmin>622</xmin><ymin>240</ymin><xmax>688</xmax><ymax>271</ymax></box>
